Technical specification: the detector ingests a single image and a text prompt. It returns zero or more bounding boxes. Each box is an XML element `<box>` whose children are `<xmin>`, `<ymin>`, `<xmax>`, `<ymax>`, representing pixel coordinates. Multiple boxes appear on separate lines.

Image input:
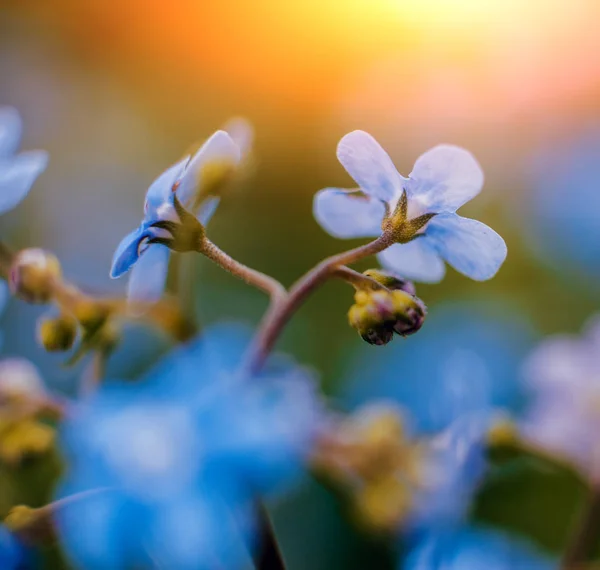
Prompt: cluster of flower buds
<box><xmin>313</xmin><ymin>403</ymin><xmax>424</xmax><ymax>532</ymax></box>
<box><xmin>347</xmin><ymin>269</ymin><xmax>426</xmax><ymax>345</ymax></box>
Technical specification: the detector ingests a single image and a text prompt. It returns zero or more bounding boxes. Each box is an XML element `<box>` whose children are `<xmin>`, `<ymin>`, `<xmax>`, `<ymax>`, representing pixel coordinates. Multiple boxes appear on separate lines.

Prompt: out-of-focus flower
<box><xmin>521</xmin><ymin>314</ymin><xmax>600</xmax><ymax>476</ymax></box>
<box><xmin>0</xmin><ymin>107</ymin><xmax>48</xmax><ymax>216</ymax></box>
<box><xmin>8</xmin><ymin>248</ymin><xmax>61</xmax><ymax>304</ymax></box>
<box><xmin>110</xmin><ymin>131</ymin><xmax>241</xmax><ymax>304</ymax></box>
<box><xmin>56</xmin><ymin>324</ymin><xmax>325</xmax><ymax>569</ymax></box>
<box><xmin>0</xmin><ymin>526</ymin><xmax>22</xmax><ymax>570</ymax></box>
<box><xmin>403</xmin><ymin>526</ymin><xmax>555</xmax><ymax>570</ymax></box>
<box><xmin>527</xmin><ymin>129</ymin><xmax>600</xmax><ymax>280</ymax></box>
<box><xmin>314</xmin><ymin>131</ymin><xmax>506</xmax><ymax>282</ymax></box>
<box><xmin>339</xmin><ymin>304</ymin><xmax>533</xmax><ymax>434</ymax></box>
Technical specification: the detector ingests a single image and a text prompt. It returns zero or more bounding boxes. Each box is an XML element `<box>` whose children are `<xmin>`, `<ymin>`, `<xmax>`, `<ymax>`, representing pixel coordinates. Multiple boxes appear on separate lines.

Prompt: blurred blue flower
<box><xmin>528</xmin><ymin>128</ymin><xmax>600</xmax><ymax>279</ymax></box>
<box><xmin>403</xmin><ymin>526</ymin><xmax>555</xmax><ymax>570</ymax></box>
<box><xmin>110</xmin><ymin>131</ymin><xmax>241</xmax><ymax>304</ymax></box>
<box><xmin>0</xmin><ymin>526</ymin><xmax>21</xmax><ymax>570</ymax></box>
<box><xmin>521</xmin><ymin>313</ymin><xmax>600</xmax><ymax>475</ymax></box>
<box><xmin>0</xmin><ymin>106</ymin><xmax>48</xmax><ymax>216</ymax></box>
<box><xmin>313</xmin><ymin>131</ymin><xmax>506</xmax><ymax>282</ymax></box>
<box><xmin>338</xmin><ymin>303</ymin><xmax>534</xmax><ymax>434</ymax></box>
<box><xmin>56</xmin><ymin>323</ymin><xmax>325</xmax><ymax>569</ymax></box>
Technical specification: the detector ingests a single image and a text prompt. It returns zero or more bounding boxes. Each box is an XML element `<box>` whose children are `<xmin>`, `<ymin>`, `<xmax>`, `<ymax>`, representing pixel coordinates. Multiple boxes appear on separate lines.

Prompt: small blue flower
<box><xmin>403</xmin><ymin>526</ymin><xmax>555</xmax><ymax>570</ymax></box>
<box><xmin>0</xmin><ymin>526</ymin><xmax>21</xmax><ymax>570</ymax></box>
<box><xmin>314</xmin><ymin>131</ymin><xmax>506</xmax><ymax>282</ymax></box>
<box><xmin>0</xmin><ymin>107</ymin><xmax>48</xmax><ymax>215</ymax></box>
<box><xmin>110</xmin><ymin>131</ymin><xmax>241</xmax><ymax>304</ymax></box>
<box><xmin>56</xmin><ymin>324</ymin><xmax>325</xmax><ymax>569</ymax></box>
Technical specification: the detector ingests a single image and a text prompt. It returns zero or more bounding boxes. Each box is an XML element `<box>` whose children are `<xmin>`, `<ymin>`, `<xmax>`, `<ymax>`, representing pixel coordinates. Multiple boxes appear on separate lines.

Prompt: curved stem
<box><xmin>333</xmin><ymin>266</ymin><xmax>388</xmax><ymax>291</ymax></box>
<box><xmin>200</xmin><ymin>237</ymin><xmax>287</xmax><ymax>305</ymax></box>
<box><xmin>245</xmin><ymin>234</ymin><xmax>393</xmax><ymax>373</ymax></box>
<box><xmin>561</xmin><ymin>482</ymin><xmax>600</xmax><ymax>569</ymax></box>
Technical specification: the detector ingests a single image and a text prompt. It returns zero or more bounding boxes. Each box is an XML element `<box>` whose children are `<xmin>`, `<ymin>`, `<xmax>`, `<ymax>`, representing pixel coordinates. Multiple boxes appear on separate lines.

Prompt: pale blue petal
<box><xmin>336</xmin><ymin>131</ymin><xmax>404</xmax><ymax>203</ymax></box>
<box><xmin>377</xmin><ymin>240</ymin><xmax>446</xmax><ymax>283</ymax></box>
<box><xmin>144</xmin><ymin>158</ymin><xmax>188</xmax><ymax>216</ymax></box>
<box><xmin>313</xmin><ymin>188</ymin><xmax>385</xmax><ymax>239</ymax></box>
<box><xmin>0</xmin><ymin>151</ymin><xmax>48</xmax><ymax>214</ymax></box>
<box><xmin>197</xmin><ymin>196</ymin><xmax>220</xmax><ymax>226</ymax></box>
<box><xmin>426</xmin><ymin>214</ymin><xmax>507</xmax><ymax>281</ymax></box>
<box><xmin>0</xmin><ymin>107</ymin><xmax>21</xmax><ymax>158</ymax></box>
<box><xmin>176</xmin><ymin>131</ymin><xmax>241</xmax><ymax>207</ymax></box>
<box><xmin>110</xmin><ymin>227</ymin><xmax>148</xmax><ymax>278</ymax></box>
<box><xmin>223</xmin><ymin>117</ymin><xmax>254</xmax><ymax>160</ymax></box>
<box><xmin>407</xmin><ymin>145</ymin><xmax>484</xmax><ymax>213</ymax></box>
<box><xmin>127</xmin><ymin>244</ymin><xmax>170</xmax><ymax>305</ymax></box>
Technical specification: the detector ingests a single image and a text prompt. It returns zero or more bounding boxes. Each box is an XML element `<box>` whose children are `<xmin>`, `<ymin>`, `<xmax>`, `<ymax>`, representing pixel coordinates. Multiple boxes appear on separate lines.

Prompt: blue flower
<box><xmin>313</xmin><ymin>131</ymin><xmax>506</xmax><ymax>282</ymax></box>
<box><xmin>56</xmin><ymin>324</ymin><xmax>325</xmax><ymax>569</ymax></box>
<box><xmin>0</xmin><ymin>107</ymin><xmax>48</xmax><ymax>215</ymax></box>
<box><xmin>110</xmin><ymin>131</ymin><xmax>241</xmax><ymax>304</ymax></box>
<box><xmin>403</xmin><ymin>526</ymin><xmax>555</xmax><ymax>570</ymax></box>
<box><xmin>338</xmin><ymin>303</ymin><xmax>533</xmax><ymax>434</ymax></box>
<box><xmin>0</xmin><ymin>526</ymin><xmax>21</xmax><ymax>570</ymax></box>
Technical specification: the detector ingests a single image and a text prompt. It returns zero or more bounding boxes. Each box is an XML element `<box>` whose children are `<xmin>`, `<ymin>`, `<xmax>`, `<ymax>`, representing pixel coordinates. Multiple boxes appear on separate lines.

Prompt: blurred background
<box><xmin>2</xmin><ymin>0</ymin><xmax>600</xmax><ymax>568</ymax></box>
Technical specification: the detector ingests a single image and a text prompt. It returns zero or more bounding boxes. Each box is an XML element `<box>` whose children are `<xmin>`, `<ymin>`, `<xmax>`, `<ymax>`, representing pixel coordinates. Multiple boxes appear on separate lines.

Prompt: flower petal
<box><xmin>425</xmin><ymin>213</ymin><xmax>507</xmax><ymax>281</ymax></box>
<box><xmin>313</xmin><ymin>188</ymin><xmax>385</xmax><ymax>239</ymax></box>
<box><xmin>144</xmin><ymin>158</ymin><xmax>189</xmax><ymax>216</ymax></box>
<box><xmin>176</xmin><ymin>130</ymin><xmax>241</xmax><ymax>207</ymax></box>
<box><xmin>407</xmin><ymin>145</ymin><xmax>484</xmax><ymax>213</ymax></box>
<box><xmin>127</xmin><ymin>244</ymin><xmax>170</xmax><ymax>305</ymax></box>
<box><xmin>0</xmin><ymin>107</ymin><xmax>22</xmax><ymax>158</ymax></box>
<box><xmin>110</xmin><ymin>227</ymin><xmax>148</xmax><ymax>278</ymax></box>
<box><xmin>197</xmin><ymin>196</ymin><xmax>220</xmax><ymax>225</ymax></box>
<box><xmin>336</xmin><ymin>131</ymin><xmax>404</xmax><ymax>203</ymax></box>
<box><xmin>0</xmin><ymin>151</ymin><xmax>48</xmax><ymax>215</ymax></box>
<box><xmin>223</xmin><ymin>117</ymin><xmax>254</xmax><ymax>160</ymax></box>
<box><xmin>377</xmin><ymin>240</ymin><xmax>446</xmax><ymax>283</ymax></box>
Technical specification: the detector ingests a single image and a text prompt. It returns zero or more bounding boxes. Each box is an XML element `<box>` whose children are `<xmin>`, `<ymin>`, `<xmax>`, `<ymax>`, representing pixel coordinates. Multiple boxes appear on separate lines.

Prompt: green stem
<box><xmin>245</xmin><ymin>234</ymin><xmax>393</xmax><ymax>373</ymax></box>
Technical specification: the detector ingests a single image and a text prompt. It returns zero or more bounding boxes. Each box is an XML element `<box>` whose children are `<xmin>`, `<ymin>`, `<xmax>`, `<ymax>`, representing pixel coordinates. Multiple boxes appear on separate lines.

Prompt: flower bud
<box><xmin>0</xmin><ymin>359</ymin><xmax>45</xmax><ymax>402</ymax></box>
<box><xmin>72</xmin><ymin>297</ymin><xmax>110</xmax><ymax>331</ymax></box>
<box><xmin>37</xmin><ymin>314</ymin><xmax>77</xmax><ymax>352</ymax></box>
<box><xmin>362</xmin><ymin>269</ymin><xmax>416</xmax><ymax>295</ymax></box>
<box><xmin>348</xmin><ymin>288</ymin><xmax>427</xmax><ymax>345</ymax></box>
<box><xmin>9</xmin><ymin>249</ymin><xmax>61</xmax><ymax>304</ymax></box>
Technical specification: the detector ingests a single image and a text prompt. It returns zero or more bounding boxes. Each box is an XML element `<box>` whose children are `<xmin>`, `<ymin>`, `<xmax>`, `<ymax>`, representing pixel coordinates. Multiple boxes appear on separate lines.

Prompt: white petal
<box><xmin>222</xmin><ymin>117</ymin><xmax>254</xmax><ymax>160</ymax></box>
<box><xmin>377</xmin><ymin>240</ymin><xmax>446</xmax><ymax>283</ymax></box>
<box><xmin>127</xmin><ymin>244</ymin><xmax>170</xmax><ymax>307</ymax></box>
<box><xmin>407</xmin><ymin>145</ymin><xmax>484</xmax><ymax>213</ymax></box>
<box><xmin>0</xmin><ymin>151</ymin><xmax>48</xmax><ymax>214</ymax></box>
<box><xmin>196</xmin><ymin>196</ymin><xmax>220</xmax><ymax>226</ymax></box>
<box><xmin>176</xmin><ymin>130</ymin><xmax>241</xmax><ymax>207</ymax></box>
<box><xmin>144</xmin><ymin>158</ymin><xmax>189</xmax><ymax>216</ymax></box>
<box><xmin>425</xmin><ymin>214</ymin><xmax>507</xmax><ymax>281</ymax></box>
<box><xmin>313</xmin><ymin>188</ymin><xmax>385</xmax><ymax>239</ymax></box>
<box><xmin>0</xmin><ymin>107</ymin><xmax>22</xmax><ymax>157</ymax></box>
<box><xmin>336</xmin><ymin>131</ymin><xmax>404</xmax><ymax>203</ymax></box>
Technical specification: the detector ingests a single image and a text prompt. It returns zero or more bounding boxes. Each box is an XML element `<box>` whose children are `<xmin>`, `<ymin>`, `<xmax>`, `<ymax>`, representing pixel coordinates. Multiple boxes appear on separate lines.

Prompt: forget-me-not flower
<box><xmin>110</xmin><ymin>130</ymin><xmax>242</xmax><ymax>304</ymax></box>
<box><xmin>403</xmin><ymin>526</ymin><xmax>555</xmax><ymax>570</ymax></box>
<box><xmin>521</xmin><ymin>314</ymin><xmax>600</xmax><ymax>476</ymax></box>
<box><xmin>314</xmin><ymin>131</ymin><xmax>506</xmax><ymax>282</ymax></box>
<box><xmin>56</xmin><ymin>324</ymin><xmax>325</xmax><ymax>569</ymax></box>
<box><xmin>0</xmin><ymin>107</ymin><xmax>48</xmax><ymax>215</ymax></box>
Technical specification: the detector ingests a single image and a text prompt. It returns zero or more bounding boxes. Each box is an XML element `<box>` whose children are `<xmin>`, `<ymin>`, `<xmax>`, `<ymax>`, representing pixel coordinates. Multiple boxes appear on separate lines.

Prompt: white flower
<box><xmin>313</xmin><ymin>131</ymin><xmax>507</xmax><ymax>282</ymax></box>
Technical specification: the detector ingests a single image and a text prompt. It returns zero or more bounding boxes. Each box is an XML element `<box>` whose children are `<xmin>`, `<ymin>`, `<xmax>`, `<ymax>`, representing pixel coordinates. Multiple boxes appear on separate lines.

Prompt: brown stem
<box><xmin>80</xmin><ymin>350</ymin><xmax>107</xmax><ymax>398</ymax></box>
<box><xmin>0</xmin><ymin>241</ymin><xmax>15</xmax><ymax>277</ymax></box>
<box><xmin>200</xmin><ymin>237</ymin><xmax>287</xmax><ymax>304</ymax></box>
<box><xmin>561</xmin><ymin>483</ymin><xmax>600</xmax><ymax>569</ymax></box>
<box><xmin>245</xmin><ymin>234</ymin><xmax>393</xmax><ymax>373</ymax></box>
<box><xmin>332</xmin><ymin>266</ymin><xmax>388</xmax><ymax>291</ymax></box>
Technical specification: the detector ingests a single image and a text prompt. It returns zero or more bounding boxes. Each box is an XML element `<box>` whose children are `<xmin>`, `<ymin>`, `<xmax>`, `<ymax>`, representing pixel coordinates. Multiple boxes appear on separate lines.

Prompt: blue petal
<box><xmin>144</xmin><ymin>158</ymin><xmax>188</xmax><ymax>216</ymax></box>
<box><xmin>110</xmin><ymin>227</ymin><xmax>148</xmax><ymax>279</ymax></box>
<box><xmin>336</xmin><ymin>131</ymin><xmax>404</xmax><ymax>203</ymax></box>
<box><xmin>425</xmin><ymin>213</ymin><xmax>507</xmax><ymax>281</ymax></box>
<box><xmin>176</xmin><ymin>130</ymin><xmax>241</xmax><ymax>208</ymax></box>
<box><xmin>0</xmin><ymin>151</ymin><xmax>48</xmax><ymax>215</ymax></box>
<box><xmin>313</xmin><ymin>188</ymin><xmax>385</xmax><ymax>239</ymax></box>
<box><xmin>197</xmin><ymin>196</ymin><xmax>220</xmax><ymax>225</ymax></box>
<box><xmin>407</xmin><ymin>145</ymin><xmax>484</xmax><ymax>214</ymax></box>
<box><xmin>377</xmin><ymin>240</ymin><xmax>446</xmax><ymax>283</ymax></box>
<box><xmin>127</xmin><ymin>244</ymin><xmax>170</xmax><ymax>305</ymax></box>
<box><xmin>0</xmin><ymin>107</ymin><xmax>21</xmax><ymax>158</ymax></box>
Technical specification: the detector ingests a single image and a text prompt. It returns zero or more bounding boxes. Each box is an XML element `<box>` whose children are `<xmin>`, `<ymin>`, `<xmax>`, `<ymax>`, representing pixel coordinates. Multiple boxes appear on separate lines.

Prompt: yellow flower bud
<box><xmin>72</xmin><ymin>297</ymin><xmax>110</xmax><ymax>331</ymax></box>
<box><xmin>37</xmin><ymin>313</ymin><xmax>78</xmax><ymax>352</ymax></box>
<box><xmin>354</xmin><ymin>475</ymin><xmax>412</xmax><ymax>532</ymax></box>
<box><xmin>9</xmin><ymin>249</ymin><xmax>61</xmax><ymax>304</ymax></box>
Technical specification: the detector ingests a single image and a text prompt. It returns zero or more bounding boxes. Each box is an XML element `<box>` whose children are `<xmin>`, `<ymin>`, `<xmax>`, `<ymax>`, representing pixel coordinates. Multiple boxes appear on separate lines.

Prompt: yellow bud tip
<box><xmin>488</xmin><ymin>417</ymin><xmax>519</xmax><ymax>446</ymax></box>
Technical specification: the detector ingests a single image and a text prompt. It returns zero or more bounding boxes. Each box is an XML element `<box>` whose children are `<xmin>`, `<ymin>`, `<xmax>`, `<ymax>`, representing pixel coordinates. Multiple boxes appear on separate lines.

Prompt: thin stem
<box><xmin>256</xmin><ymin>506</ymin><xmax>286</xmax><ymax>570</ymax></box>
<box><xmin>200</xmin><ymin>237</ymin><xmax>287</xmax><ymax>304</ymax></box>
<box><xmin>80</xmin><ymin>350</ymin><xmax>107</xmax><ymax>398</ymax></box>
<box><xmin>245</xmin><ymin>234</ymin><xmax>393</xmax><ymax>373</ymax></box>
<box><xmin>333</xmin><ymin>266</ymin><xmax>388</xmax><ymax>291</ymax></box>
<box><xmin>561</xmin><ymin>483</ymin><xmax>600</xmax><ymax>569</ymax></box>
<box><xmin>0</xmin><ymin>241</ymin><xmax>14</xmax><ymax>277</ymax></box>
